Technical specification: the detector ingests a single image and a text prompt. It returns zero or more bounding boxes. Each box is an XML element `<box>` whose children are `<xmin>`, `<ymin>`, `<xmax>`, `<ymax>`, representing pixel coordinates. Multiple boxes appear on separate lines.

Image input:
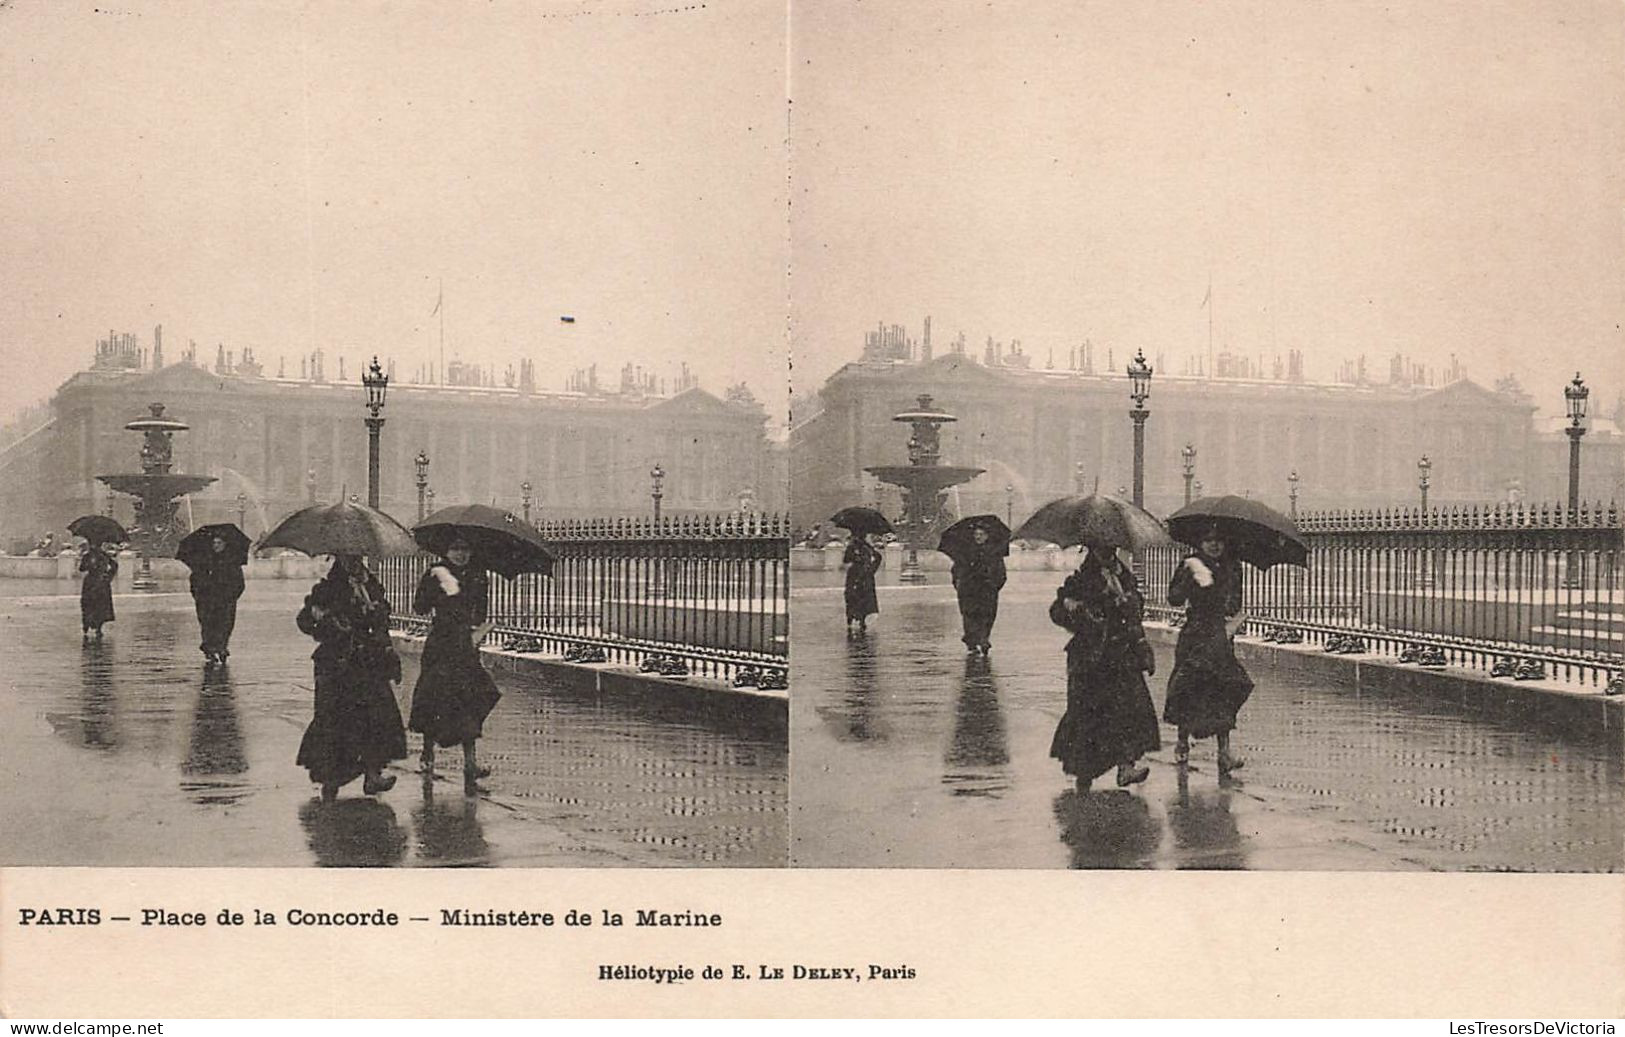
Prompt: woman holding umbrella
<box><xmin>180</xmin><ymin>525</ymin><xmax>248</xmax><ymax>666</ymax></box>
<box><xmin>832</xmin><ymin>507</ymin><xmax>889</xmax><ymax>633</ymax></box>
<box><xmin>940</xmin><ymin>515</ymin><xmax>1009</xmax><ymax>654</ymax></box>
<box><xmin>1163</xmin><ymin>525</ymin><xmax>1253</xmax><ymax>775</ymax></box>
<box><xmin>260</xmin><ymin>499</ymin><xmax>416</xmax><ymax>803</ymax></box>
<box><xmin>1016</xmin><ymin>492</ymin><xmax>1168</xmax><ymax>791</ymax></box>
<box><xmin>77</xmin><ymin>540</ymin><xmax>118</xmax><ymax>643</ymax></box>
<box><xmin>408</xmin><ymin>535</ymin><xmax>502</xmax><ymax>784</ymax></box>
<box><xmin>294</xmin><ymin>553</ymin><xmax>408</xmax><ymax>801</ymax></box>
<box><xmin>69</xmin><ymin>515</ymin><xmax>125</xmax><ymax>644</ymax></box>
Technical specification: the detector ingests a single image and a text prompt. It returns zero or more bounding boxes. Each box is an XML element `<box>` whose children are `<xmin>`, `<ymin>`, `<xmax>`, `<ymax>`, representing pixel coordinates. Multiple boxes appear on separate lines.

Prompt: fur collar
<box><xmin>429</xmin><ymin>565</ymin><xmax>461</xmax><ymax>596</ymax></box>
<box><xmin>1185</xmin><ymin>556</ymin><xmax>1215</xmax><ymax>587</ymax></box>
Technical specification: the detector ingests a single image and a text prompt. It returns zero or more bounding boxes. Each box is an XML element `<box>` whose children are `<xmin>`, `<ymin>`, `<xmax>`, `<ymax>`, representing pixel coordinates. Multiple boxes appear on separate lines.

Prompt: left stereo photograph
<box><xmin>0</xmin><ymin>1</ymin><xmax>790</xmax><ymax>868</ymax></box>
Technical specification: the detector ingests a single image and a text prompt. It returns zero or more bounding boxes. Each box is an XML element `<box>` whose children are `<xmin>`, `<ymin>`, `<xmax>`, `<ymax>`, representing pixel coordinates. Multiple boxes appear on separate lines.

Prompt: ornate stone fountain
<box><xmin>865</xmin><ymin>394</ymin><xmax>984</xmax><ymax>583</ymax></box>
<box><xmin>98</xmin><ymin>403</ymin><xmax>216</xmax><ymax>589</ymax></box>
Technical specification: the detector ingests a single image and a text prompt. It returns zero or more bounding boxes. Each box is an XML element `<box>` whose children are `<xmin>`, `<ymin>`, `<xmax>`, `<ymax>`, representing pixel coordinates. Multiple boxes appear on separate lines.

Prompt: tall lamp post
<box><xmin>414</xmin><ymin>451</ymin><xmax>430</xmax><ymax>522</ymax></box>
<box><xmin>236</xmin><ymin>492</ymin><xmax>247</xmax><ymax>530</ymax></box>
<box><xmin>1563</xmin><ymin>372</ymin><xmax>1589</xmax><ymax>587</ymax></box>
<box><xmin>361</xmin><ymin>356</ymin><xmax>389</xmax><ymax>509</ymax></box>
<box><xmin>521</xmin><ymin>481</ymin><xmax>533</xmax><ymax>523</ymax></box>
<box><xmin>1181</xmin><ymin>443</ymin><xmax>1197</xmax><ymax>505</ymax></box>
<box><xmin>1126</xmin><ymin>348</ymin><xmax>1153</xmax><ymax>508</ymax></box>
<box><xmin>306</xmin><ymin>468</ymin><xmax>317</xmax><ymax>504</ymax></box>
<box><xmin>650</xmin><ymin>464</ymin><xmax>665</xmax><ymax>523</ymax></box>
<box><xmin>1005</xmin><ymin>484</ymin><xmax>1014</xmax><ymax>526</ymax></box>
<box><xmin>1074</xmin><ymin>461</ymin><xmax>1086</xmax><ymax>494</ymax></box>
<box><xmin>1287</xmin><ymin>470</ymin><xmax>1300</xmax><ymax>520</ymax></box>
<box><xmin>1416</xmin><ymin>455</ymin><xmax>1433</xmax><ymax>588</ymax></box>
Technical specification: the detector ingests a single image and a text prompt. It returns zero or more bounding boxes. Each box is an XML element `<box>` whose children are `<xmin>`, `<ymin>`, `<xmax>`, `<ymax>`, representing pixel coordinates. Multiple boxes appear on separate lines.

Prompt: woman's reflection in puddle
<box><xmin>1052</xmin><ymin>789</ymin><xmax>1162</xmax><ymax>869</ymax></box>
<box><xmin>413</xmin><ymin>778</ymin><xmax>492</xmax><ymax>866</ymax></box>
<box><xmin>298</xmin><ymin>798</ymin><xmax>408</xmax><ymax>867</ymax></box>
<box><xmin>942</xmin><ymin>654</ymin><xmax>1010</xmax><ymax>797</ymax></box>
<box><xmin>181</xmin><ymin>666</ymin><xmax>249</xmax><ymax>805</ymax></box>
<box><xmin>1165</xmin><ymin>767</ymin><xmax>1247</xmax><ymax>869</ymax></box>
<box><xmin>76</xmin><ymin>640</ymin><xmax>118</xmax><ymax>750</ymax></box>
<box><xmin>821</xmin><ymin>629</ymin><xmax>887</xmax><ymax>743</ymax></box>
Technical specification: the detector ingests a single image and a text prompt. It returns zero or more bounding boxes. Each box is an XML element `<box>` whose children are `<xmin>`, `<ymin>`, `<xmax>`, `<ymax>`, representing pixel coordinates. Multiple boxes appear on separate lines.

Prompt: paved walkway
<box><xmin>0</xmin><ymin>581</ymin><xmax>786</xmax><ymax>867</ymax></box>
<box><xmin>790</xmin><ymin>572</ymin><xmax>1623</xmax><ymax>871</ymax></box>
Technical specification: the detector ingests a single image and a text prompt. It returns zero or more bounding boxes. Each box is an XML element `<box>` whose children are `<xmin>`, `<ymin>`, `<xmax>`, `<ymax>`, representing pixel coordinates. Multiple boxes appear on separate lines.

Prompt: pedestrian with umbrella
<box><xmin>1162</xmin><ymin>495</ymin><xmax>1306</xmax><ymax>777</ymax></box>
<box><xmin>178</xmin><ymin>524</ymin><xmax>249</xmax><ymax>666</ymax></box>
<box><xmin>409</xmin><ymin>504</ymin><xmax>554</xmax><ymax>787</ymax></box>
<box><xmin>832</xmin><ymin>507</ymin><xmax>890</xmax><ymax>632</ymax></box>
<box><xmin>939</xmin><ymin>514</ymin><xmax>1010</xmax><ymax>654</ymax></box>
<box><xmin>259</xmin><ymin>500</ymin><xmax>414</xmax><ymax>803</ymax></box>
<box><xmin>69</xmin><ymin>515</ymin><xmax>125</xmax><ymax>644</ymax></box>
<box><xmin>1016</xmin><ymin>494</ymin><xmax>1170</xmax><ymax>792</ymax></box>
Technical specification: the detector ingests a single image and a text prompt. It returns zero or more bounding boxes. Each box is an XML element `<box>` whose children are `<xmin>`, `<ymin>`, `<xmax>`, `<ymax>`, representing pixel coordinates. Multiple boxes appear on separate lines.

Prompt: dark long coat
<box><xmin>189</xmin><ymin>557</ymin><xmax>245</xmax><ymax>657</ymax></box>
<box><xmin>1162</xmin><ymin>551</ymin><xmax>1255</xmax><ymax>738</ymax></box>
<box><xmin>407</xmin><ymin>562</ymin><xmax>501</xmax><ymax>748</ymax></box>
<box><xmin>843</xmin><ymin>539</ymin><xmax>881</xmax><ymax>622</ymax></box>
<box><xmin>1048</xmin><ymin>557</ymin><xmax>1161</xmax><ymax>782</ymax></box>
<box><xmin>951</xmin><ymin>552</ymin><xmax>1006</xmax><ymax>648</ymax></box>
<box><xmin>294</xmin><ymin>567</ymin><xmax>408</xmax><ymax>785</ymax></box>
<box><xmin>78</xmin><ymin>548</ymin><xmax>117</xmax><ymax>630</ymax></box>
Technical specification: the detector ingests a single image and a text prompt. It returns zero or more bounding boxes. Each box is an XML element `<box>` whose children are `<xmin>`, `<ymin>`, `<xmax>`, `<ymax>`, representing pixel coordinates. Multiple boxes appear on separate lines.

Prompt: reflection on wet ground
<box><xmin>792</xmin><ymin>573</ymin><xmax>1622</xmax><ymax>870</ymax></box>
<box><xmin>1</xmin><ymin>584</ymin><xmax>786</xmax><ymax>867</ymax></box>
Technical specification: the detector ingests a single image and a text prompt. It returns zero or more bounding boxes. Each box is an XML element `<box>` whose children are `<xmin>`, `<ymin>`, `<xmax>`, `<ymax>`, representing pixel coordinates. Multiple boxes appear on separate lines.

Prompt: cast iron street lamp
<box><xmin>1181</xmin><ymin>443</ymin><xmax>1197</xmax><ymax>505</ymax></box>
<box><xmin>521</xmin><ymin>481</ymin><xmax>533</xmax><ymax>523</ymax></box>
<box><xmin>1127</xmin><ymin>348</ymin><xmax>1153</xmax><ymax>508</ymax></box>
<box><xmin>1005</xmin><ymin>484</ymin><xmax>1014</xmax><ymax>526</ymax></box>
<box><xmin>306</xmin><ymin>468</ymin><xmax>317</xmax><ymax>504</ymax></box>
<box><xmin>362</xmin><ymin>356</ymin><xmax>389</xmax><ymax>509</ymax></box>
<box><xmin>1074</xmin><ymin>461</ymin><xmax>1087</xmax><ymax>493</ymax></box>
<box><xmin>1287</xmin><ymin>470</ymin><xmax>1300</xmax><ymax>519</ymax></box>
<box><xmin>236</xmin><ymin>492</ymin><xmax>247</xmax><ymax>530</ymax></box>
<box><xmin>650</xmin><ymin>464</ymin><xmax>665</xmax><ymax>523</ymax></box>
<box><xmin>1564</xmin><ymin>372</ymin><xmax>1590</xmax><ymax>586</ymax></box>
<box><xmin>414</xmin><ymin>451</ymin><xmax>430</xmax><ymax>522</ymax></box>
<box><xmin>1417</xmin><ymin>455</ymin><xmax>1431</xmax><ymax>513</ymax></box>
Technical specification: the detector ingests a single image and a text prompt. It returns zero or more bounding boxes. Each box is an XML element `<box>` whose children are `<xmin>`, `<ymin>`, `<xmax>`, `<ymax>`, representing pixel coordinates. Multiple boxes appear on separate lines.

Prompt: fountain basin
<box><xmin>865</xmin><ymin>465</ymin><xmax>986</xmax><ymax>493</ymax></box>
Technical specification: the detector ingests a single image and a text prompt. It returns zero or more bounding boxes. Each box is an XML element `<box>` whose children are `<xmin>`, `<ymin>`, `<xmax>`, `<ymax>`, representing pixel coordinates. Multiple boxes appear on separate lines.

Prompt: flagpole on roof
<box><xmin>1205</xmin><ymin>272</ymin><xmax>1214</xmax><ymax>380</ymax></box>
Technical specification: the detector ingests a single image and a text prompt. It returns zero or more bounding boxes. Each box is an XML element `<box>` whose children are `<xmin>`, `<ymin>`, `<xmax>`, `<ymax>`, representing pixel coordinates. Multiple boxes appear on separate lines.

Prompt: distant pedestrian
<box><xmin>951</xmin><ymin>526</ymin><xmax>1007</xmax><ymax>654</ymax></box>
<box><xmin>295</xmin><ymin>553</ymin><xmax>407</xmax><ymax>802</ymax></box>
<box><xmin>1048</xmin><ymin>544</ymin><xmax>1159</xmax><ymax>791</ymax></box>
<box><xmin>78</xmin><ymin>541</ymin><xmax>118</xmax><ymax>642</ymax></box>
<box><xmin>408</xmin><ymin>537</ymin><xmax>501</xmax><ymax>786</ymax></box>
<box><xmin>843</xmin><ymin>534</ymin><xmax>882</xmax><ymax>631</ymax></box>
<box><xmin>190</xmin><ymin>534</ymin><xmax>246</xmax><ymax>666</ymax></box>
<box><xmin>1163</xmin><ymin>525</ymin><xmax>1254</xmax><ymax>777</ymax></box>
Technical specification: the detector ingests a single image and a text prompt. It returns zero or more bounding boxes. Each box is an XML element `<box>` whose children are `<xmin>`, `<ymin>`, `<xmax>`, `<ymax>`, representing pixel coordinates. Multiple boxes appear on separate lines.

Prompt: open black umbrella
<box><xmin>1167</xmin><ymin>495</ymin><xmax>1307</xmax><ymax>569</ymax></box>
<box><xmin>831</xmin><ymin>506</ymin><xmax>894</xmax><ymax>538</ymax></box>
<box><xmin>937</xmin><ymin>514</ymin><xmax>1011</xmax><ymax>561</ymax></box>
<box><xmin>68</xmin><ymin>515</ymin><xmax>127</xmax><ymax>545</ymax></box>
<box><xmin>176</xmin><ymin>523</ymin><xmax>251</xmax><ymax>568</ymax></box>
<box><xmin>1015</xmin><ymin>493</ymin><xmax>1173</xmax><ymax>551</ymax></box>
<box><xmin>414</xmin><ymin>503</ymin><xmax>555</xmax><ymax>578</ymax></box>
<box><xmin>257</xmin><ymin>500</ymin><xmax>418</xmax><ymax>558</ymax></box>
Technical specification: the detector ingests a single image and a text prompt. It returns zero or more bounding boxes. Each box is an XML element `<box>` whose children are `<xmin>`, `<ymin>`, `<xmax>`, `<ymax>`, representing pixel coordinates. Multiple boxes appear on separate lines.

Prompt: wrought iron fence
<box><xmin>1141</xmin><ymin>501</ymin><xmax>1623</xmax><ymax>686</ymax></box>
<box><xmin>378</xmin><ymin>511</ymin><xmax>790</xmax><ymax>684</ymax></box>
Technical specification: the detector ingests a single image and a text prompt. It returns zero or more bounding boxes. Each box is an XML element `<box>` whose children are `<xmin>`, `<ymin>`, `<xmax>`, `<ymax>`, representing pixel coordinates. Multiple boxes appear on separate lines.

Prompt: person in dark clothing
<box><xmin>190</xmin><ymin>535</ymin><xmax>246</xmax><ymax>666</ymax></box>
<box><xmin>842</xmin><ymin>534</ymin><xmax>882</xmax><ymax>631</ymax></box>
<box><xmin>295</xmin><ymin>554</ymin><xmax>407</xmax><ymax>802</ymax></box>
<box><xmin>1048</xmin><ymin>544</ymin><xmax>1160</xmax><ymax>792</ymax></box>
<box><xmin>1162</xmin><ymin>526</ymin><xmax>1254</xmax><ymax>776</ymax></box>
<box><xmin>951</xmin><ymin>526</ymin><xmax>1007</xmax><ymax>654</ymax></box>
<box><xmin>407</xmin><ymin>538</ymin><xmax>501</xmax><ymax>786</ymax></box>
<box><xmin>78</xmin><ymin>542</ymin><xmax>118</xmax><ymax>642</ymax></box>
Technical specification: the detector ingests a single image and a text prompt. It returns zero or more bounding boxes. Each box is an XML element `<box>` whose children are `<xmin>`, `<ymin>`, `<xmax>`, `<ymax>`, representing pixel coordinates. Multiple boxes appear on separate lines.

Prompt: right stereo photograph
<box><xmin>787</xmin><ymin>0</ymin><xmax>1624</xmax><ymax>871</ymax></box>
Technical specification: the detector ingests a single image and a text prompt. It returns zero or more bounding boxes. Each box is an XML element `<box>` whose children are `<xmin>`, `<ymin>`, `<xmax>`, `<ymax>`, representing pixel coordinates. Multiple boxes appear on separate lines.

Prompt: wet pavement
<box><xmin>791</xmin><ymin>571</ymin><xmax>1623</xmax><ymax>870</ymax></box>
<box><xmin>0</xmin><ymin>581</ymin><xmax>786</xmax><ymax>867</ymax></box>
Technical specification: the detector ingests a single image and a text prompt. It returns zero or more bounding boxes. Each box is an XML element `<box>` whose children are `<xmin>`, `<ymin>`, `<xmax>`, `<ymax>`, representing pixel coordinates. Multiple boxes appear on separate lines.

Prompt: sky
<box><xmin>789</xmin><ymin>0</ymin><xmax>1625</xmax><ymax>419</ymax></box>
<box><xmin>0</xmin><ymin>0</ymin><xmax>788</xmax><ymax>426</ymax></box>
<box><xmin>4</xmin><ymin>1</ymin><xmax>1622</xmax><ymax>433</ymax></box>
